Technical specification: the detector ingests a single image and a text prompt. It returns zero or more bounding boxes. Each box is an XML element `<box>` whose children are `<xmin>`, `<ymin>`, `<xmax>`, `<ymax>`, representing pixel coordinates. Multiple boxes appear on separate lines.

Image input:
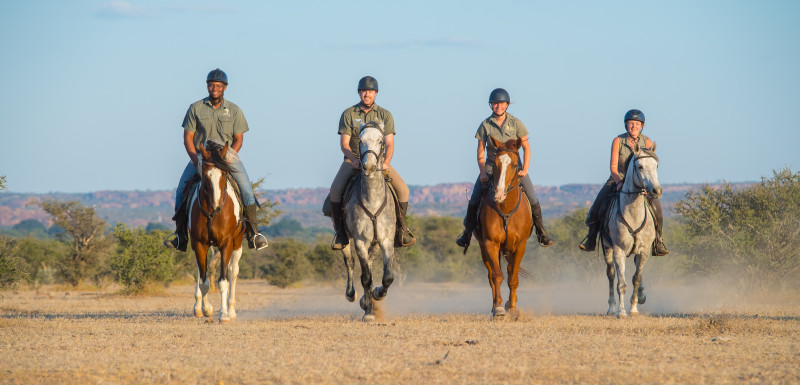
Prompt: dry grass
<box><xmin>1</xmin><ymin>280</ymin><xmax>798</xmax><ymax>384</ymax></box>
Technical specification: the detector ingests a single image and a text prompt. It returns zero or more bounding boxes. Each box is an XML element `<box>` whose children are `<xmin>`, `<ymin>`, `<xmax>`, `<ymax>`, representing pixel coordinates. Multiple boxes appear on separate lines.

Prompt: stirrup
<box><xmin>163</xmin><ymin>233</ymin><xmax>179</xmax><ymax>249</ymax></box>
<box><xmin>578</xmin><ymin>234</ymin><xmax>596</xmax><ymax>252</ymax></box>
<box><xmin>253</xmin><ymin>233</ymin><xmax>269</xmax><ymax>250</ymax></box>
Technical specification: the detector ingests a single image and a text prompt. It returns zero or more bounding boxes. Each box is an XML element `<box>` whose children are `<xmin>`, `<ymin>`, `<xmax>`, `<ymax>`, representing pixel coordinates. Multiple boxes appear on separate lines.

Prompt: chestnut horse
<box><xmin>189</xmin><ymin>141</ymin><xmax>245</xmax><ymax>323</ymax></box>
<box><xmin>475</xmin><ymin>138</ymin><xmax>533</xmax><ymax>318</ymax></box>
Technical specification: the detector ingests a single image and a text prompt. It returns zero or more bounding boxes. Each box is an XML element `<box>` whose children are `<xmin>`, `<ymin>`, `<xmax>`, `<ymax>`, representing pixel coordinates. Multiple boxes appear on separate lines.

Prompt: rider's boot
<box><xmin>330</xmin><ymin>201</ymin><xmax>349</xmax><ymax>250</ymax></box>
<box><xmin>531</xmin><ymin>202</ymin><xmax>555</xmax><ymax>247</ymax></box>
<box><xmin>394</xmin><ymin>201</ymin><xmax>416</xmax><ymax>247</ymax></box>
<box><xmin>455</xmin><ymin>203</ymin><xmax>479</xmax><ymax>252</ymax></box>
<box><xmin>244</xmin><ymin>204</ymin><xmax>269</xmax><ymax>250</ymax></box>
<box><xmin>164</xmin><ymin>208</ymin><xmax>188</xmax><ymax>252</ymax></box>
<box><xmin>649</xmin><ymin>197</ymin><xmax>669</xmax><ymax>256</ymax></box>
<box><xmin>579</xmin><ymin>221</ymin><xmax>600</xmax><ymax>252</ymax></box>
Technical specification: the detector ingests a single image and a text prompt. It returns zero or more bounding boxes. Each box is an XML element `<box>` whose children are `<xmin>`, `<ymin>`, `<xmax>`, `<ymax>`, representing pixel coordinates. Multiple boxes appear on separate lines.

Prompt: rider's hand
<box><xmin>479</xmin><ymin>172</ymin><xmax>489</xmax><ymax>182</ymax></box>
<box><xmin>518</xmin><ymin>169</ymin><xmax>528</xmax><ymax>177</ymax></box>
<box><xmin>352</xmin><ymin>159</ymin><xmax>361</xmax><ymax>169</ymax></box>
<box><xmin>382</xmin><ymin>161</ymin><xmax>390</xmax><ymax>171</ymax></box>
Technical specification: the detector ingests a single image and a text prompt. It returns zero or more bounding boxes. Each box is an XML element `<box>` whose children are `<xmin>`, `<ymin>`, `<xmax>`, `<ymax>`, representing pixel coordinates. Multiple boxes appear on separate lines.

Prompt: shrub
<box><xmin>111</xmin><ymin>224</ymin><xmax>181</xmax><ymax>293</ymax></box>
<box><xmin>0</xmin><ymin>236</ymin><xmax>31</xmax><ymax>289</ymax></box>
<box><xmin>259</xmin><ymin>238</ymin><xmax>313</xmax><ymax>288</ymax></box>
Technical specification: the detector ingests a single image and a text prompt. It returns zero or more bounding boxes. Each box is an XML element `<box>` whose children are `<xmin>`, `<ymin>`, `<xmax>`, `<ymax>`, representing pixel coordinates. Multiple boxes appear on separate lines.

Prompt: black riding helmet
<box><xmin>207</xmin><ymin>68</ymin><xmax>228</xmax><ymax>85</ymax></box>
<box><xmin>358</xmin><ymin>76</ymin><xmax>379</xmax><ymax>91</ymax></box>
<box><xmin>624</xmin><ymin>109</ymin><xmax>645</xmax><ymax>124</ymax></box>
<box><xmin>489</xmin><ymin>88</ymin><xmax>510</xmax><ymax>103</ymax></box>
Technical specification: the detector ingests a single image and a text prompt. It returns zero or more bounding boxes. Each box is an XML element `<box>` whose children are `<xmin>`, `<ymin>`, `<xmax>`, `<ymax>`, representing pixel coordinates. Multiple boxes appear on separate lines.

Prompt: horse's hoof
<box><xmin>202</xmin><ymin>306</ymin><xmax>214</xmax><ymax>318</ymax></box>
<box><xmin>359</xmin><ymin>295</ymin><xmax>369</xmax><ymax>311</ymax></box>
<box><xmin>229</xmin><ymin>311</ymin><xmax>237</xmax><ymax>320</ymax></box>
<box><xmin>345</xmin><ymin>291</ymin><xmax>356</xmax><ymax>303</ymax></box>
<box><xmin>638</xmin><ymin>292</ymin><xmax>647</xmax><ymax>304</ymax></box>
<box><xmin>504</xmin><ymin>300</ymin><xmax>511</xmax><ymax>310</ymax></box>
<box><xmin>372</xmin><ymin>287</ymin><xmax>387</xmax><ymax>301</ymax></box>
<box><xmin>362</xmin><ymin>314</ymin><xmax>375</xmax><ymax>322</ymax></box>
<box><xmin>194</xmin><ymin>308</ymin><xmax>204</xmax><ymax>318</ymax></box>
<box><xmin>507</xmin><ymin>308</ymin><xmax>520</xmax><ymax>320</ymax></box>
<box><xmin>629</xmin><ymin>310</ymin><xmax>640</xmax><ymax>317</ymax></box>
<box><xmin>492</xmin><ymin>307</ymin><xmax>506</xmax><ymax>318</ymax></box>
<box><xmin>219</xmin><ymin>317</ymin><xmax>231</xmax><ymax>324</ymax></box>
<box><xmin>617</xmin><ymin>312</ymin><xmax>628</xmax><ymax>319</ymax></box>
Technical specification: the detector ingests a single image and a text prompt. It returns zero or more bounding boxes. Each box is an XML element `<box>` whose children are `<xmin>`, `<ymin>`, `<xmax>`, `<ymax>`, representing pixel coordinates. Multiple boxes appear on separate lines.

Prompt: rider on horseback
<box><xmin>164</xmin><ymin>68</ymin><xmax>268</xmax><ymax>251</ymax></box>
<box><xmin>329</xmin><ymin>76</ymin><xmax>416</xmax><ymax>250</ymax></box>
<box><xmin>577</xmin><ymin>109</ymin><xmax>668</xmax><ymax>255</ymax></box>
<box><xmin>455</xmin><ymin>88</ymin><xmax>555</xmax><ymax>250</ymax></box>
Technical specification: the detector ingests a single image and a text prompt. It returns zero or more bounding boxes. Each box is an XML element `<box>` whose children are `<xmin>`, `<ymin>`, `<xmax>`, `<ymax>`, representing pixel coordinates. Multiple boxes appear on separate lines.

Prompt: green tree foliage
<box><xmin>252</xmin><ymin>177</ymin><xmax>281</xmax><ymax>228</ymax></box>
<box><xmin>674</xmin><ymin>168</ymin><xmax>800</xmax><ymax>292</ymax></box>
<box><xmin>526</xmin><ymin>207</ymin><xmax>602</xmax><ymax>282</ymax></box>
<box><xmin>34</xmin><ymin>199</ymin><xmax>111</xmax><ymax>286</ymax></box>
<box><xmin>0</xmin><ymin>175</ymin><xmax>6</xmax><ymax>190</ymax></box>
<box><xmin>12</xmin><ymin>219</ymin><xmax>49</xmax><ymax>239</ymax></box>
<box><xmin>257</xmin><ymin>238</ymin><xmax>312</xmax><ymax>288</ymax></box>
<box><xmin>399</xmin><ymin>216</ymin><xmax>483</xmax><ymax>282</ymax></box>
<box><xmin>110</xmin><ymin>224</ymin><xmax>182</xmax><ymax>293</ymax></box>
<box><xmin>16</xmin><ymin>237</ymin><xmax>65</xmax><ymax>285</ymax></box>
<box><xmin>0</xmin><ymin>236</ymin><xmax>31</xmax><ymax>289</ymax></box>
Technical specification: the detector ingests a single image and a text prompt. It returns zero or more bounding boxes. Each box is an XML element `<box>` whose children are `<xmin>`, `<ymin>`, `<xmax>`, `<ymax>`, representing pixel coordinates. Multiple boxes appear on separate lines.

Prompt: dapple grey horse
<box><xmin>602</xmin><ymin>142</ymin><xmax>660</xmax><ymax>318</ymax></box>
<box><xmin>341</xmin><ymin>121</ymin><xmax>397</xmax><ymax>322</ymax></box>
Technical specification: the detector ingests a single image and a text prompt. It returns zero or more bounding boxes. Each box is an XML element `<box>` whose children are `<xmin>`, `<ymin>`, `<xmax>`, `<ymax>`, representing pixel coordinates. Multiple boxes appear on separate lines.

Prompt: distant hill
<box><xmin>0</xmin><ymin>182</ymin><xmax>750</xmax><ymax>229</ymax></box>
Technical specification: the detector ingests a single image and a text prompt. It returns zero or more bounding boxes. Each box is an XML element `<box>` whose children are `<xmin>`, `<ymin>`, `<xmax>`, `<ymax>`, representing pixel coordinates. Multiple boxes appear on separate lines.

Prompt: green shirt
<box><xmin>338</xmin><ymin>103</ymin><xmax>396</xmax><ymax>159</ymax></box>
<box><xmin>182</xmin><ymin>98</ymin><xmax>249</xmax><ymax>151</ymax></box>
<box><xmin>616</xmin><ymin>132</ymin><xmax>651</xmax><ymax>180</ymax></box>
<box><xmin>475</xmin><ymin>112</ymin><xmax>529</xmax><ymax>175</ymax></box>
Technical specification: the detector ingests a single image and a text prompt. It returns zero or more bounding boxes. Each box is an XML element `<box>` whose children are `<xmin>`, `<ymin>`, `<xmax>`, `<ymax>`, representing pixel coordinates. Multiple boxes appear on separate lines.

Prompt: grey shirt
<box><xmin>475</xmin><ymin>112</ymin><xmax>529</xmax><ymax>175</ymax></box>
<box><xmin>182</xmin><ymin>98</ymin><xmax>249</xmax><ymax>150</ymax></box>
<box><xmin>338</xmin><ymin>103</ymin><xmax>395</xmax><ymax>159</ymax></box>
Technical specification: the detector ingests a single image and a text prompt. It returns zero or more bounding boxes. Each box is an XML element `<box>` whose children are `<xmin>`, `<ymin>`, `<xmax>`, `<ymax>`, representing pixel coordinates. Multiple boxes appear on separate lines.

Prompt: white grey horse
<box><xmin>341</xmin><ymin>121</ymin><xmax>397</xmax><ymax>322</ymax></box>
<box><xmin>602</xmin><ymin>142</ymin><xmax>660</xmax><ymax>318</ymax></box>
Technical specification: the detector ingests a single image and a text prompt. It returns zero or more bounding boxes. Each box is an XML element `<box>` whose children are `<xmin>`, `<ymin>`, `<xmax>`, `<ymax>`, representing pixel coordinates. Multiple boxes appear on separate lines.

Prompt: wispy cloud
<box><xmin>93</xmin><ymin>1</ymin><xmax>238</xmax><ymax>19</ymax></box>
<box><xmin>331</xmin><ymin>37</ymin><xmax>481</xmax><ymax>50</ymax></box>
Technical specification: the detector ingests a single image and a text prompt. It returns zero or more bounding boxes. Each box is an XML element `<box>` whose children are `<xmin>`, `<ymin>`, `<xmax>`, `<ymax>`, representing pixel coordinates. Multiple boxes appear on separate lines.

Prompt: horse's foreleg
<box><xmin>217</xmin><ymin>245</ymin><xmax>233</xmax><ymax>323</ymax></box>
<box><xmin>504</xmin><ymin>247</ymin><xmax>525</xmax><ymax>314</ymax></box>
<box><xmin>630</xmin><ymin>253</ymin><xmax>648</xmax><ymax>314</ymax></box>
<box><xmin>354</xmin><ymin>241</ymin><xmax>375</xmax><ymax>321</ymax></box>
<box><xmin>480</xmin><ymin>240</ymin><xmax>504</xmax><ymax>317</ymax></box>
<box><xmin>342</xmin><ymin>245</ymin><xmax>356</xmax><ymax>302</ymax></box>
<box><xmin>193</xmin><ymin>243</ymin><xmax>213</xmax><ymax>318</ymax></box>
<box><xmin>613</xmin><ymin>248</ymin><xmax>628</xmax><ymax>318</ymax></box>
<box><xmin>603</xmin><ymin>248</ymin><xmax>616</xmax><ymax>316</ymax></box>
<box><xmin>227</xmin><ymin>247</ymin><xmax>243</xmax><ymax>320</ymax></box>
<box><xmin>372</xmin><ymin>239</ymin><xmax>395</xmax><ymax>301</ymax></box>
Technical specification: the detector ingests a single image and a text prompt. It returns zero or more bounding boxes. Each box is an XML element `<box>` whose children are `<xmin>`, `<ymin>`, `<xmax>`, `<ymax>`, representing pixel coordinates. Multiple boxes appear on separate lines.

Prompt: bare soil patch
<box><xmin>1</xmin><ymin>280</ymin><xmax>798</xmax><ymax>384</ymax></box>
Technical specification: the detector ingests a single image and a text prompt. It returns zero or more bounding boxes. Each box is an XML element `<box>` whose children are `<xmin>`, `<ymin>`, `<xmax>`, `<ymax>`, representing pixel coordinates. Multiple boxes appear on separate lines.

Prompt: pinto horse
<box><xmin>601</xmin><ymin>142</ymin><xmax>660</xmax><ymax>318</ymax></box>
<box><xmin>475</xmin><ymin>138</ymin><xmax>533</xmax><ymax>318</ymax></box>
<box><xmin>189</xmin><ymin>141</ymin><xmax>245</xmax><ymax>323</ymax></box>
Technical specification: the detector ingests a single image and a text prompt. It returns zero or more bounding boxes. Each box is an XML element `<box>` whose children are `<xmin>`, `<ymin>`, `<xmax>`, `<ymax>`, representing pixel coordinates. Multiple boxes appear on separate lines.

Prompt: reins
<box><xmin>197</xmin><ymin>164</ymin><xmax>244</xmax><ymax>246</ymax></box>
<box><xmin>488</xmin><ymin>148</ymin><xmax>523</xmax><ymax>233</ymax></box>
<box><xmin>616</xmin><ymin>153</ymin><xmax>655</xmax><ymax>255</ymax></box>
<box><xmin>354</xmin><ymin>124</ymin><xmax>389</xmax><ymax>245</ymax></box>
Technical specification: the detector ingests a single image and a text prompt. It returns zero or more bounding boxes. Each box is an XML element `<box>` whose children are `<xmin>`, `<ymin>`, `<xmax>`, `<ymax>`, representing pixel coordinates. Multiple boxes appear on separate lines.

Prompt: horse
<box><xmin>340</xmin><ymin>121</ymin><xmax>397</xmax><ymax>322</ymax></box>
<box><xmin>601</xmin><ymin>142</ymin><xmax>660</xmax><ymax>318</ymax></box>
<box><xmin>475</xmin><ymin>137</ymin><xmax>533</xmax><ymax>318</ymax></box>
<box><xmin>189</xmin><ymin>140</ymin><xmax>245</xmax><ymax>323</ymax></box>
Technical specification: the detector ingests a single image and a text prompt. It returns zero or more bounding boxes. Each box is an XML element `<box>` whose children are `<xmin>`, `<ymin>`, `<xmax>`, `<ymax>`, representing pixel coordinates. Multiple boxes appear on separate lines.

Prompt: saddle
<box><xmin>322</xmin><ymin>172</ymin><xmax>400</xmax><ymax>221</ymax></box>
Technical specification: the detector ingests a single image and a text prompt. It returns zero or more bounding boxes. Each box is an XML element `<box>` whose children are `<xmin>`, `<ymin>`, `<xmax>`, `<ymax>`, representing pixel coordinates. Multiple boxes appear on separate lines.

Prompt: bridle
<box><xmin>488</xmin><ymin>148</ymin><xmax>522</xmax><ymax>232</ymax></box>
<box><xmin>355</xmin><ymin>124</ymin><xmax>389</xmax><ymax>245</ymax></box>
<box><xmin>196</xmin><ymin>158</ymin><xmax>243</xmax><ymax>245</ymax></box>
<box><xmin>617</xmin><ymin>152</ymin><xmax>658</xmax><ymax>254</ymax></box>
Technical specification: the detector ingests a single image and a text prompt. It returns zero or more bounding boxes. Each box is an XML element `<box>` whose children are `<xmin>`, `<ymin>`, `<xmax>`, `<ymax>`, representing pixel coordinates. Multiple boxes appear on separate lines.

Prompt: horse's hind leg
<box><xmin>227</xmin><ymin>247</ymin><xmax>243</xmax><ymax>320</ymax></box>
<box><xmin>630</xmin><ymin>254</ymin><xmax>648</xmax><ymax>314</ymax></box>
<box><xmin>372</xmin><ymin>240</ymin><xmax>395</xmax><ymax>301</ymax></box>
<box><xmin>193</xmin><ymin>243</ymin><xmax>213</xmax><ymax>318</ymax></box>
<box><xmin>342</xmin><ymin>244</ymin><xmax>356</xmax><ymax>302</ymax></box>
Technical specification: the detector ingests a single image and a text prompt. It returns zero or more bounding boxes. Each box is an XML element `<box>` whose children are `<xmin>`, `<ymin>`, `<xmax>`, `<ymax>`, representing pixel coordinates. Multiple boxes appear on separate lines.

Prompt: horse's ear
<box><xmin>650</xmin><ymin>142</ymin><xmax>657</xmax><ymax>152</ymax></box>
<box><xmin>221</xmin><ymin>141</ymin><xmax>229</xmax><ymax>159</ymax></box>
<box><xmin>633</xmin><ymin>141</ymin><xmax>641</xmax><ymax>154</ymax></box>
<box><xmin>513</xmin><ymin>138</ymin><xmax>522</xmax><ymax>150</ymax></box>
<box><xmin>490</xmin><ymin>137</ymin><xmax>503</xmax><ymax>149</ymax></box>
<box><xmin>198</xmin><ymin>142</ymin><xmax>209</xmax><ymax>160</ymax></box>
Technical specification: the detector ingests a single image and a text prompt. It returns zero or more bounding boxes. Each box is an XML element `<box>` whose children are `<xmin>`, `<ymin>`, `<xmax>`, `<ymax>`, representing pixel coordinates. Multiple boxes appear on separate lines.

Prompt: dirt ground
<box><xmin>1</xmin><ymin>280</ymin><xmax>798</xmax><ymax>385</ymax></box>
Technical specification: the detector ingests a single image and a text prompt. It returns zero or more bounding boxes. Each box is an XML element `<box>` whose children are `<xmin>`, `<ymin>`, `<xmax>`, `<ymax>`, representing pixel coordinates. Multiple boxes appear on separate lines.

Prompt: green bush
<box><xmin>259</xmin><ymin>238</ymin><xmax>313</xmax><ymax>288</ymax></box>
<box><xmin>674</xmin><ymin>168</ymin><xmax>800</xmax><ymax>292</ymax></box>
<box><xmin>110</xmin><ymin>224</ymin><xmax>181</xmax><ymax>293</ymax></box>
<box><xmin>0</xmin><ymin>236</ymin><xmax>31</xmax><ymax>289</ymax></box>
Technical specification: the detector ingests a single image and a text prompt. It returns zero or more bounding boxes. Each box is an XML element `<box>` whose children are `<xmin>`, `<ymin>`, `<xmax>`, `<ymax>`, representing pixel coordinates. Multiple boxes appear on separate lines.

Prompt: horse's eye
<box><xmin>638</xmin><ymin>165</ymin><xmax>643</xmax><ymax>170</ymax></box>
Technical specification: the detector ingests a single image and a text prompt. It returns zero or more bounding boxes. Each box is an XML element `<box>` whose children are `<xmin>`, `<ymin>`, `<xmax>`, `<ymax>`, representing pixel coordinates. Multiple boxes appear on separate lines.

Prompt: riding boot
<box><xmin>395</xmin><ymin>201</ymin><xmax>416</xmax><ymax>247</ymax></box>
<box><xmin>531</xmin><ymin>202</ymin><xmax>555</xmax><ymax>247</ymax></box>
<box><xmin>244</xmin><ymin>204</ymin><xmax>269</xmax><ymax>250</ymax></box>
<box><xmin>455</xmin><ymin>203</ymin><xmax>479</xmax><ymax>251</ymax></box>
<box><xmin>164</xmin><ymin>207</ymin><xmax>189</xmax><ymax>252</ymax></box>
<box><xmin>330</xmin><ymin>201</ymin><xmax>349</xmax><ymax>250</ymax></box>
<box><xmin>578</xmin><ymin>221</ymin><xmax>600</xmax><ymax>252</ymax></box>
<box><xmin>649</xmin><ymin>197</ymin><xmax>669</xmax><ymax>256</ymax></box>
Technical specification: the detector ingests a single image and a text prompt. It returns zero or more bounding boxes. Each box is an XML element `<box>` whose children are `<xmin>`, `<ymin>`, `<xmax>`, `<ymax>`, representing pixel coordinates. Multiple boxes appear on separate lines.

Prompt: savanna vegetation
<box><xmin>1</xmin><ymin>168</ymin><xmax>798</xmax><ymax>296</ymax></box>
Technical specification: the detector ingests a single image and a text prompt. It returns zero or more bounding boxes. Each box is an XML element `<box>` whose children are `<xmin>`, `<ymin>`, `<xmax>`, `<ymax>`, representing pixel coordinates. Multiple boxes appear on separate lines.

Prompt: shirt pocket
<box><xmin>218</xmin><ymin>114</ymin><xmax>234</xmax><ymax>135</ymax></box>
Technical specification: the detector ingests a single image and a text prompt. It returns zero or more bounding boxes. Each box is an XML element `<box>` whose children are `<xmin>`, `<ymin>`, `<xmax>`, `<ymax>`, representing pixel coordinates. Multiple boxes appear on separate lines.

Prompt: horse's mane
<box><xmin>203</xmin><ymin>141</ymin><xmax>237</xmax><ymax>174</ymax></box>
<box><xmin>640</xmin><ymin>147</ymin><xmax>659</xmax><ymax>163</ymax></box>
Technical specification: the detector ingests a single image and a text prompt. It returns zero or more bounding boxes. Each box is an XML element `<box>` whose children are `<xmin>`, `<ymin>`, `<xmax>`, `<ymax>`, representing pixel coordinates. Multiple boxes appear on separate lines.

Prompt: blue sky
<box><xmin>2</xmin><ymin>0</ymin><xmax>798</xmax><ymax>193</ymax></box>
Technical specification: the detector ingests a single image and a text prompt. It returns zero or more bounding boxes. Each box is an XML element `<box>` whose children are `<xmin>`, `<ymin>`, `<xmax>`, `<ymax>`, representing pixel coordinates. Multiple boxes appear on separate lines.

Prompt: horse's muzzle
<box><xmin>651</xmin><ymin>186</ymin><xmax>662</xmax><ymax>198</ymax></box>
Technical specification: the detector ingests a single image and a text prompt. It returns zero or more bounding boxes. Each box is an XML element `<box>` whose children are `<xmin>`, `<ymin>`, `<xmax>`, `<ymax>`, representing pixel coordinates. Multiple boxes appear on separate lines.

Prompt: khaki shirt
<box><xmin>616</xmin><ymin>132</ymin><xmax>651</xmax><ymax>180</ymax></box>
<box><xmin>475</xmin><ymin>112</ymin><xmax>529</xmax><ymax>175</ymax></box>
<box><xmin>338</xmin><ymin>103</ymin><xmax>396</xmax><ymax>159</ymax></box>
<box><xmin>182</xmin><ymin>98</ymin><xmax>249</xmax><ymax>150</ymax></box>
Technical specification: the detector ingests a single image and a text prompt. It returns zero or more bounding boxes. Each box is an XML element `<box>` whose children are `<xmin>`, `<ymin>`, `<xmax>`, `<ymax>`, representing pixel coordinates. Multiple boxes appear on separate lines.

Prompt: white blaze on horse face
<box><xmin>206</xmin><ymin>168</ymin><xmax>224</xmax><ymax>209</ymax></box>
<box><xmin>359</xmin><ymin>126</ymin><xmax>383</xmax><ymax>175</ymax></box>
<box><xmin>494</xmin><ymin>154</ymin><xmax>512</xmax><ymax>203</ymax></box>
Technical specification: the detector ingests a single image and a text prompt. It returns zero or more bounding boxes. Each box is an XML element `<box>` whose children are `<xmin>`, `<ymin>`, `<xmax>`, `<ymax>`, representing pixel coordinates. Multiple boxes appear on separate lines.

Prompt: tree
<box><xmin>0</xmin><ymin>236</ymin><xmax>31</xmax><ymax>289</ymax></box>
<box><xmin>252</xmin><ymin>177</ymin><xmax>281</xmax><ymax>228</ymax></box>
<box><xmin>674</xmin><ymin>168</ymin><xmax>800</xmax><ymax>292</ymax></box>
<box><xmin>0</xmin><ymin>175</ymin><xmax>6</xmax><ymax>191</ymax></box>
<box><xmin>34</xmin><ymin>199</ymin><xmax>110</xmax><ymax>286</ymax></box>
<box><xmin>12</xmin><ymin>219</ymin><xmax>48</xmax><ymax>238</ymax></box>
<box><xmin>111</xmin><ymin>224</ymin><xmax>181</xmax><ymax>293</ymax></box>
<box><xmin>259</xmin><ymin>238</ymin><xmax>312</xmax><ymax>288</ymax></box>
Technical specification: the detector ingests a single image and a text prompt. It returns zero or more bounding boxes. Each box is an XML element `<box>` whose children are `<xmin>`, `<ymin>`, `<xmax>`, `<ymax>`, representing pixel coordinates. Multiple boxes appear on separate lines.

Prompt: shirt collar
<box><xmin>203</xmin><ymin>97</ymin><xmax>226</xmax><ymax>109</ymax></box>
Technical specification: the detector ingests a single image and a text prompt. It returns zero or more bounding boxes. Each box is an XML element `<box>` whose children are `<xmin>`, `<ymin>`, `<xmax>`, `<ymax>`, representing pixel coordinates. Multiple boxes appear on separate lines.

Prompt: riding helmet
<box><xmin>624</xmin><ymin>109</ymin><xmax>645</xmax><ymax>124</ymax></box>
<box><xmin>489</xmin><ymin>88</ymin><xmax>511</xmax><ymax>104</ymax></box>
<box><xmin>206</xmin><ymin>68</ymin><xmax>228</xmax><ymax>85</ymax></box>
<box><xmin>358</xmin><ymin>76</ymin><xmax>379</xmax><ymax>92</ymax></box>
